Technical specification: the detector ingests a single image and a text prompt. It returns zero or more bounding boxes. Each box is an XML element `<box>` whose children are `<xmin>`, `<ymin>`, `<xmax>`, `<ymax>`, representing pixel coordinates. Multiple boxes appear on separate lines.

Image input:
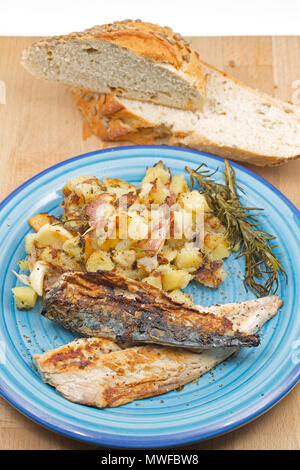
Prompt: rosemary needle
<box><xmin>186</xmin><ymin>161</ymin><xmax>287</xmax><ymax>297</ymax></box>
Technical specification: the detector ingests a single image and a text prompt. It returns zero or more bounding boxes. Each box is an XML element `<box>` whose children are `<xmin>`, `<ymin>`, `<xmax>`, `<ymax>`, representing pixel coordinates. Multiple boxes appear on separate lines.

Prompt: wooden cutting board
<box><xmin>0</xmin><ymin>36</ymin><xmax>299</xmax><ymax>450</ymax></box>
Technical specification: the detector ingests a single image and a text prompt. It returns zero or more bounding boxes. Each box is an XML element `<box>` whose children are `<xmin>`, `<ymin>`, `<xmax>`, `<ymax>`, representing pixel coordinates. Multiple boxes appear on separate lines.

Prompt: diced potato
<box><xmin>25</xmin><ymin>233</ymin><xmax>37</xmax><ymax>254</ymax></box>
<box><xmin>61</xmin><ymin>191</ymin><xmax>86</xmax><ymax>231</ymax></box>
<box><xmin>86</xmin><ymin>250</ymin><xmax>114</xmax><ymax>272</ymax></box>
<box><xmin>62</xmin><ymin>175</ymin><xmax>97</xmax><ymax>195</ymax></box>
<box><xmin>128</xmin><ymin>216</ymin><xmax>149</xmax><ymax>240</ymax></box>
<box><xmin>104</xmin><ymin>178</ymin><xmax>136</xmax><ymax>190</ymax></box>
<box><xmin>194</xmin><ymin>260</ymin><xmax>228</xmax><ymax>288</ymax></box>
<box><xmin>143</xmin><ymin>272</ymin><xmax>163</xmax><ymax>289</ymax></box>
<box><xmin>63</xmin><ymin>236</ymin><xmax>84</xmax><ymax>262</ymax></box>
<box><xmin>167</xmin><ymin>289</ymin><xmax>194</xmax><ymax>307</ymax></box>
<box><xmin>97</xmin><ymin>238</ymin><xmax>119</xmax><ymax>251</ymax></box>
<box><xmin>36</xmin><ymin>223</ymin><xmax>73</xmax><ymax>250</ymax></box>
<box><xmin>170</xmin><ymin>175</ymin><xmax>189</xmax><ymax>195</ymax></box>
<box><xmin>105</xmin><ymin>178</ymin><xmax>136</xmax><ymax>199</ymax></box>
<box><xmin>137</xmin><ymin>256</ymin><xmax>158</xmax><ymax>273</ymax></box>
<box><xmin>112</xmin><ymin>250</ymin><xmax>136</xmax><ymax>269</ymax></box>
<box><xmin>146</xmin><ymin>178</ymin><xmax>170</xmax><ymax>205</ymax></box>
<box><xmin>18</xmin><ymin>259</ymin><xmax>29</xmax><ymax>270</ymax></box>
<box><xmin>29</xmin><ymin>261</ymin><xmax>49</xmax><ymax>296</ymax></box>
<box><xmin>106</xmin><ymin>186</ymin><xmax>135</xmax><ymax>199</ymax></box>
<box><xmin>175</xmin><ymin>247</ymin><xmax>204</xmax><ymax>271</ymax></box>
<box><xmin>63</xmin><ymin>191</ymin><xmax>85</xmax><ymax>214</ymax></box>
<box><xmin>12</xmin><ymin>286</ymin><xmax>37</xmax><ymax>310</ymax></box>
<box><xmin>204</xmin><ymin>214</ymin><xmax>223</xmax><ymax>232</ymax></box>
<box><xmin>157</xmin><ymin>265</ymin><xmax>192</xmax><ymax>291</ymax></box>
<box><xmin>138</xmin><ymin>182</ymin><xmax>153</xmax><ymax>203</ymax></box>
<box><xmin>39</xmin><ymin>247</ymin><xmax>82</xmax><ymax>271</ymax></box>
<box><xmin>178</xmin><ymin>191</ymin><xmax>210</xmax><ymax>213</ymax></box>
<box><xmin>142</xmin><ymin>161</ymin><xmax>171</xmax><ymax>185</ymax></box>
<box><xmin>74</xmin><ymin>182</ymin><xmax>104</xmax><ymax>202</ymax></box>
<box><xmin>28</xmin><ymin>213</ymin><xmax>58</xmax><ymax>232</ymax></box>
<box><xmin>170</xmin><ymin>207</ymin><xmax>195</xmax><ymax>241</ymax></box>
<box><xmin>204</xmin><ymin>233</ymin><xmax>230</xmax><ymax>260</ymax></box>
<box><xmin>83</xmin><ymin>235</ymin><xmax>96</xmax><ymax>262</ymax></box>
<box><xmin>158</xmin><ymin>247</ymin><xmax>177</xmax><ymax>264</ymax></box>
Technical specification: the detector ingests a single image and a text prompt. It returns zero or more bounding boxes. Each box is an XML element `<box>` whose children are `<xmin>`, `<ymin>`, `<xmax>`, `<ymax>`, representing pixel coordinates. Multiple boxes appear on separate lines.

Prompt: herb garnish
<box><xmin>186</xmin><ymin>160</ymin><xmax>287</xmax><ymax>297</ymax></box>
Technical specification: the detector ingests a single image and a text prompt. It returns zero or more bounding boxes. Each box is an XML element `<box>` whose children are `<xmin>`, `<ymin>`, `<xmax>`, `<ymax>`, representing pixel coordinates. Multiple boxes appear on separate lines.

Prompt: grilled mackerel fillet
<box><xmin>42</xmin><ymin>271</ymin><xmax>261</xmax><ymax>350</ymax></box>
<box><xmin>34</xmin><ymin>294</ymin><xmax>282</xmax><ymax>408</ymax></box>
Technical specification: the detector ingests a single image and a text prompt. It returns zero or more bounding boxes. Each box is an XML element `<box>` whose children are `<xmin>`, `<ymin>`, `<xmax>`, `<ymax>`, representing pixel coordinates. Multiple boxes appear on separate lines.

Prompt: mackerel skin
<box><xmin>42</xmin><ymin>271</ymin><xmax>260</xmax><ymax>350</ymax></box>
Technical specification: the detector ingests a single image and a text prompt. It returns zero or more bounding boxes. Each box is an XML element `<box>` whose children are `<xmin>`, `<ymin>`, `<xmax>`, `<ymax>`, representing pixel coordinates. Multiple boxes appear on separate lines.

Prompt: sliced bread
<box><xmin>72</xmin><ymin>60</ymin><xmax>300</xmax><ymax>166</ymax></box>
<box><xmin>21</xmin><ymin>20</ymin><xmax>206</xmax><ymax>111</ymax></box>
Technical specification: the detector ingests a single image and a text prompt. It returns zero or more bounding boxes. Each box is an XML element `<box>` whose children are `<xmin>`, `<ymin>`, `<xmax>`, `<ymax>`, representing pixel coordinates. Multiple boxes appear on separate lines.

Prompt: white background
<box><xmin>0</xmin><ymin>0</ymin><xmax>300</xmax><ymax>36</ymax></box>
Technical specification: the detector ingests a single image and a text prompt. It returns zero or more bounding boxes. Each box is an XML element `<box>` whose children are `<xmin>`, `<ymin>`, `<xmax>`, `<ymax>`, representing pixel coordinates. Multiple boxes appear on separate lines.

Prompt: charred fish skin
<box><xmin>42</xmin><ymin>271</ymin><xmax>259</xmax><ymax>350</ymax></box>
<box><xmin>34</xmin><ymin>293</ymin><xmax>283</xmax><ymax>409</ymax></box>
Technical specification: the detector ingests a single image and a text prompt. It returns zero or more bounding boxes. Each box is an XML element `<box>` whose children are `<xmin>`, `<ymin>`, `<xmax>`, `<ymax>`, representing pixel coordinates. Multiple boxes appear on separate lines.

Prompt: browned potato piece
<box><xmin>142</xmin><ymin>272</ymin><xmax>163</xmax><ymax>289</ymax></box>
<box><xmin>141</xmin><ymin>161</ymin><xmax>171</xmax><ymax>185</ymax></box>
<box><xmin>62</xmin><ymin>175</ymin><xmax>101</xmax><ymax>196</ymax></box>
<box><xmin>157</xmin><ymin>265</ymin><xmax>192</xmax><ymax>291</ymax></box>
<box><xmin>194</xmin><ymin>260</ymin><xmax>227</xmax><ymax>288</ymax></box>
<box><xmin>36</xmin><ymin>224</ymin><xmax>73</xmax><ymax>250</ymax></box>
<box><xmin>86</xmin><ymin>250</ymin><xmax>114</xmax><ymax>272</ymax></box>
<box><xmin>12</xmin><ymin>286</ymin><xmax>37</xmax><ymax>310</ymax></box>
<box><xmin>28</xmin><ymin>213</ymin><xmax>59</xmax><ymax>232</ymax></box>
<box><xmin>175</xmin><ymin>247</ymin><xmax>204</xmax><ymax>271</ymax></box>
<box><xmin>39</xmin><ymin>246</ymin><xmax>82</xmax><ymax>271</ymax></box>
<box><xmin>170</xmin><ymin>175</ymin><xmax>189</xmax><ymax>195</ymax></box>
<box><xmin>204</xmin><ymin>233</ymin><xmax>230</xmax><ymax>260</ymax></box>
<box><xmin>112</xmin><ymin>250</ymin><xmax>136</xmax><ymax>269</ymax></box>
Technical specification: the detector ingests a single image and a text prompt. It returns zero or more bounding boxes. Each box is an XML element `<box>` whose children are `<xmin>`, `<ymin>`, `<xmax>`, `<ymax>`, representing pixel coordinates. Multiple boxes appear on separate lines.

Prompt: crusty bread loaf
<box><xmin>71</xmin><ymin>60</ymin><xmax>300</xmax><ymax>166</ymax></box>
<box><xmin>22</xmin><ymin>20</ymin><xmax>206</xmax><ymax>111</ymax></box>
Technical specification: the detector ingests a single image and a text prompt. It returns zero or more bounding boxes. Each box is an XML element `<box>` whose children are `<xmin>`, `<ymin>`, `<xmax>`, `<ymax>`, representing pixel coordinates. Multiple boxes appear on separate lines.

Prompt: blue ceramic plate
<box><xmin>0</xmin><ymin>146</ymin><xmax>299</xmax><ymax>448</ymax></box>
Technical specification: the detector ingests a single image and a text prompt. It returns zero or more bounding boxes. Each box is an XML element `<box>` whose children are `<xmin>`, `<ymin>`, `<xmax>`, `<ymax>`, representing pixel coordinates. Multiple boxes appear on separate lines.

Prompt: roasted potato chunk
<box><xmin>194</xmin><ymin>260</ymin><xmax>228</xmax><ymax>288</ymax></box>
<box><xmin>142</xmin><ymin>272</ymin><xmax>163</xmax><ymax>289</ymax></box>
<box><xmin>28</xmin><ymin>213</ymin><xmax>59</xmax><ymax>232</ymax></box>
<box><xmin>25</xmin><ymin>233</ymin><xmax>37</xmax><ymax>254</ymax></box>
<box><xmin>39</xmin><ymin>247</ymin><xmax>82</xmax><ymax>272</ymax></box>
<box><xmin>175</xmin><ymin>246</ymin><xmax>204</xmax><ymax>271</ymax></box>
<box><xmin>12</xmin><ymin>286</ymin><xmax>38</xmax><ymax>310</ymax></box>
<box><xmin>170</xmin><ymin>174</ymin><xmax>189</xmax><ymax>195</ymax></box>
<box><xmin>74</xmin><ymin>181</ymin><xmax>104</xmax><ymax>202</ymax></box>
<box><xmin>86</xmin><ymin>251</ymin><xmax>114</xmax><ymax>272</ymax></box>
<box><xmin>63</xmin><ymin>236</ymin><xmax>85</xmax><ymax>262</ymax></box>
<box><xmin>142</xmin><ymin>161</ymin><xmax>171</xmax><ymax>185</ymax></box>
<box><xmin>62</xmin><ymin>175</ymin><xmax>101</xmax><ymax>195</ymax></box>
<box><xmin>204</xmin><ymin>233</ymin><xmax>230</xmax><ymax>260</ymax></box>
<box><xmin>112</xmin><ymin>250</ymin><xmax>136</xmax><ymax>269</ymax></box>
<box><xmin>178</xmin><ymin>191</ymin><xmax>210</xmax><ymax>213</ymax></box>
<box><xmin>158</xmin><ymin>265</ymin><xmax>193</xmax><ymax>291</ymax></box>
<box><xmin>36</xmin><ymin>224</ymin><xmax>73</xmax><ymax>250</ymax></box>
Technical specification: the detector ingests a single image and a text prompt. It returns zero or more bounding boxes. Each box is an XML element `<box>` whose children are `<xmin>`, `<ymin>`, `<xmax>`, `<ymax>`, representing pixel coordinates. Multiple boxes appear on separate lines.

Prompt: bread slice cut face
<box><xmin>72</xmin><ymin>61</ymin><xmax>300</xmax><ymax>166</ymax></box>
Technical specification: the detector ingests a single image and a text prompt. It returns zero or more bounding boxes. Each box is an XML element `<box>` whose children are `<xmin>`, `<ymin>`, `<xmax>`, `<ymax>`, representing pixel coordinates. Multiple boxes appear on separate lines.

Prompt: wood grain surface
<box><xmin>0</xmin><ymin>36</ymin><xmax>299</xmax><ymax>450</ymax></box>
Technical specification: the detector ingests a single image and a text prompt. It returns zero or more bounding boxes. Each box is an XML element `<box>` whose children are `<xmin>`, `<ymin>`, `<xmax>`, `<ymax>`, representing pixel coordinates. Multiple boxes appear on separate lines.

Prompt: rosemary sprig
<box><xmin>186</xmin><ymin>161</ymin><xmax>287</xmax><ymax>297</ymax></box>
<box><xmin>52</xmin><ymin>218</ymin><xmax>86</xmax><ymax>226</ymax></box>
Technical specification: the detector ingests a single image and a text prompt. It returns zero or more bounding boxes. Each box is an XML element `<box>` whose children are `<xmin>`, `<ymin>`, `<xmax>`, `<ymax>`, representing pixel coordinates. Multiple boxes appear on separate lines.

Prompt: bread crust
<box><xmin>22</xmin><ymin>20</ymin><xmax>206</xmax><ymax>110</ymax></box>
<box><xmin>71</xmin><ymin>87</ymin><xmax>171</xmax><ymax>143</ymax></box>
